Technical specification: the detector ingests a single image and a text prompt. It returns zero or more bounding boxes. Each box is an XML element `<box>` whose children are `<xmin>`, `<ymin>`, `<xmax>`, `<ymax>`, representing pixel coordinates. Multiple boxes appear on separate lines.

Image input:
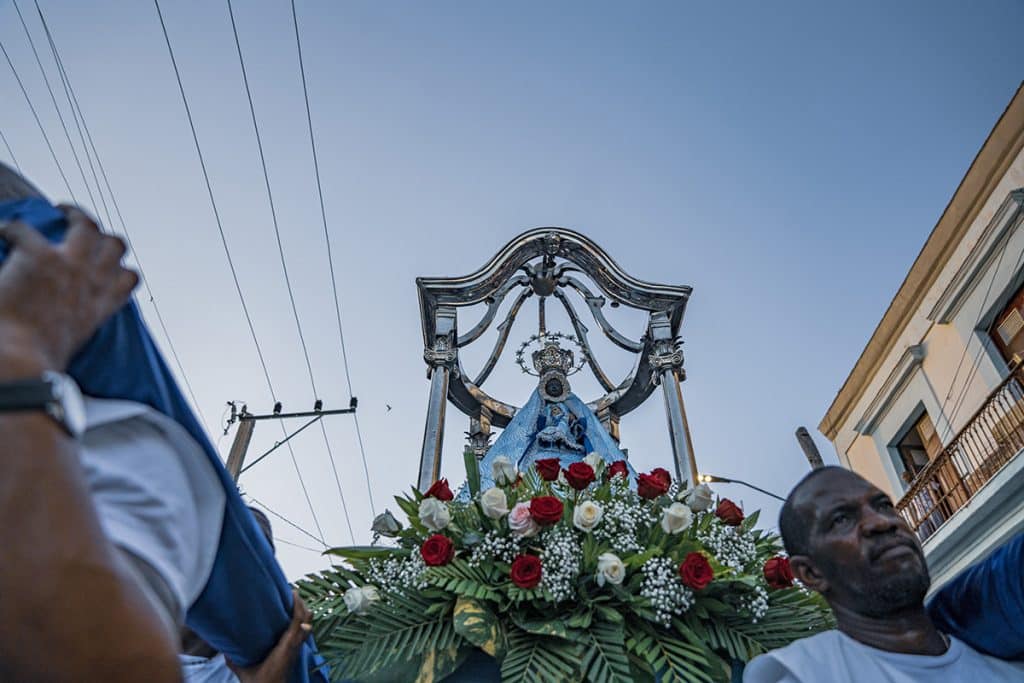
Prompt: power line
<box><xmin>0</xmin><ymin>127</ymin><xmax>21</xmax><ymax>173</ymax></box>
<box><xmin>0</xmin><ymin>35</ymin><xmax>77</xmax><ymax>202</ymax></box>
<box><xmin>940</xmin><ymin>230</ymin><xmax>1024</xmax><ymax>441</ymax></box>
<box><xmin>290</xmin><ymin>0</ymin><xmax>376</xmax><ymax>516</ymax></box>
<box><xmin>226</xmin><ymin>0</ymin><xmax>355</xmax><ymax>543</ymax></box>
<box><xmin>247</xmin><ymin>495</ymin><xmax>327</xmax><ymax>549</ymax></box>
<box><xmin>34</xmin><ymin>1</ymin><xmax>211</xmax><ymax>437</ymax></box>
<box><xmin>273</xmin><ymin>536</ymin><xmax>323</xmax><ymax>555</ymax></box>
<box><xmin>11</xmin><ymin>0</ymin><xmax>100</xmax><ymax>220</ymax></box>
<box><xmin>153</xmin><ymin>0</ymin><xmax>327</xmax><ymax>544</ymax></box>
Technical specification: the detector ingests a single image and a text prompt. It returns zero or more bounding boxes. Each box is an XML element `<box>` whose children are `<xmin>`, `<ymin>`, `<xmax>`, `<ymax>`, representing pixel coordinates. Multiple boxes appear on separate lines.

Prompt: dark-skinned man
<box><xmin>744</xmin><ymin>466</ymin><xmax>1024</xmax><ymax>682</ymax></box>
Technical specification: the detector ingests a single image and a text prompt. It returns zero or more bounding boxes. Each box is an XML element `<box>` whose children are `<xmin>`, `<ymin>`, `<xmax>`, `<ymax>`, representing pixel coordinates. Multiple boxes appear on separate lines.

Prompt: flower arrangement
<box><xmin>297</xmin><ymin>451</ymin><xmax>833</xmax><ymax>682</ymax></box>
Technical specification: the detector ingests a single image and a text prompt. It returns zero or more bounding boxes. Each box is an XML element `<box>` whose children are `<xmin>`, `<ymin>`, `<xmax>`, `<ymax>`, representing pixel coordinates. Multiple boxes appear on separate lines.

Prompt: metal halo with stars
<box><xmin>514</xmin><ymin>331</ymin><xmax>588</xmax><ymax>376</ymax></box>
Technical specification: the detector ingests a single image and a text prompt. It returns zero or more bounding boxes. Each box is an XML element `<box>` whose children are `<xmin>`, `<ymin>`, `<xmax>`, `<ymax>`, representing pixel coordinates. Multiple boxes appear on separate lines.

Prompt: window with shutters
<box><xmin>896</xmin><ymin>412</ymin><xmax>942</xmax><ymax>480</ymax></box>
<box><xmin>990</xmin><ymin>282</ymin><xmax>1024</xmax><ymax>367</ymax></box>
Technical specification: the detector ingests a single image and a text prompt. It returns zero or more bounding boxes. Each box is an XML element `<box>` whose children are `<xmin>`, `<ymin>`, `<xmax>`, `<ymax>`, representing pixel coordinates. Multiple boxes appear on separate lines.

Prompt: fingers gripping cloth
<box><xmin>0</xmin><ymin>198</ymin><xmax>329</xmax><ymax>682</ymax></box>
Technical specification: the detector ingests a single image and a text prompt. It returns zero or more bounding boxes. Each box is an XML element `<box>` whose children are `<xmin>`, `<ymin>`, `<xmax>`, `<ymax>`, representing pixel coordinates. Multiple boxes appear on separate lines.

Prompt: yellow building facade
<box><xmin>820</xmin><ymin>84</ymin><xmax>1024</xmax><ymax>590</ymax></box>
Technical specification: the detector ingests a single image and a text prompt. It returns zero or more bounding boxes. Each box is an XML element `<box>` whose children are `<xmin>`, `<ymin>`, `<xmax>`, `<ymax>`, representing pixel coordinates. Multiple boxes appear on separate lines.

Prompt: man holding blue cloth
<box><xmin>0</xmin><ymin>163</ymin><xmax>327</xmax><ymax>682</ymax></box>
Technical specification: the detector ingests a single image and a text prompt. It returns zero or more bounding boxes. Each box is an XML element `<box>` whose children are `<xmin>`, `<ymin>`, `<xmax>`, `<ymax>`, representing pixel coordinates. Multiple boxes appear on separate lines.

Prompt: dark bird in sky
<box><xmin>386</xmin><ymin>404</ymin><xmax>392</xmax><ymax>412</ymax></box>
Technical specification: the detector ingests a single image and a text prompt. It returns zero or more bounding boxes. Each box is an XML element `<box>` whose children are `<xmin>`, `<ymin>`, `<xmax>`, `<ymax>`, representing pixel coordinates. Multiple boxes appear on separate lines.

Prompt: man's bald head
<box><xmin>779</xmin><ymin>466</ymin><xmax>861</xmax><ymax>556</ymax></box>
<box><xmin>0</xmin><ymin>163</ymin><xmax>46</xmax><ymax>203</ymax></box>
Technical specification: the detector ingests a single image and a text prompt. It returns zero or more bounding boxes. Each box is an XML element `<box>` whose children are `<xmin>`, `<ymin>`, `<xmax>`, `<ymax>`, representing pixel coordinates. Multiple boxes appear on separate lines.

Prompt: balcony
<box><xmin>897</xmin><ymin>365</ymin><xmax>1024</xmax><ymax>541</ymax></box>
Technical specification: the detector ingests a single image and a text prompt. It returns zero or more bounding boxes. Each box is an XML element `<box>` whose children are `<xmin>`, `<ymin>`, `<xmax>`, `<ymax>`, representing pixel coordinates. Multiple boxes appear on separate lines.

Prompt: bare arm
<box><xmin>0</xmin><ymin>208</ymin><xmax>180</xmax><ymax>682</ymax></box>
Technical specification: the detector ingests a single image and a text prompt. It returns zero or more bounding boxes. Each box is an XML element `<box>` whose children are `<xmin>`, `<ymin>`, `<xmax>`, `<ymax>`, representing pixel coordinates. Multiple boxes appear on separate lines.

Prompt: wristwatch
<box><xmin>0</xmin><ymin>371</ymin><xmax>86</xmax><ymax>438</ymax></box>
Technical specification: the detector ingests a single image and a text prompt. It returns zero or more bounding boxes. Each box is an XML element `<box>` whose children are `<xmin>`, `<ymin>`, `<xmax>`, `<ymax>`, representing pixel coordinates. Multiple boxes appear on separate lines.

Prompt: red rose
<box><xmin>510</xmin><ymin>554</ymin><xmax>543</xmax><ymax>589</ymax></box>
<box><xmin>529</xmin><ymin>496</ymin><xmax>564</xmax><ymax>525</ymax></box>
<box><xmin>637</xmin><ymin>467</ymin><xmax>672</xmax><ymax>499</ymax></box>
<box><xmin>564</xmin><ymin>462</ymin><xmax>596</xmax><ymax>490</ymax></box>
<box><xmin>605</xmin><ymin>460</ymin><xmax>629</xmax><ymax>480</ymax></box>
<box><xmin>679</xmin><ymin>552</ymin><xmax>714</xmax><ymax>590</ymax></box>
<box><xmin>763</xmin><ymin>556</ymin><xmax>794</xmax><ymax>590</ymax></box>
<box><xmin>715</xmin><ymin>499</ymin><xmax>744</xmax><ymax>526</ymax></box>
<box><xmin>535</xmin><ymin>458</ymin><xmax>561</xmax><ymax>482</ymax></box>
<box><xmin>420</xmin><ymin>534</ymin><xmax>455</xmax><ymax>566</ymax></box>
<box><xmin>425</xmin><ymin>478</ymin><xmax>454</xmax><ymax>502</ymax></box>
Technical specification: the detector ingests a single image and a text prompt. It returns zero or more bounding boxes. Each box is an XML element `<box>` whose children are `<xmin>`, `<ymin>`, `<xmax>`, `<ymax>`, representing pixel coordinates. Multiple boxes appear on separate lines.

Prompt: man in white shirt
<box><xmin>0</xmin><ymin>166</ymin><xmax>196</xmax><ymax>680</ymax></box>
<box><xmin>744</xmin><ymin>467</ymin><xmax>1024</xmax><ymax>682</ymax></box>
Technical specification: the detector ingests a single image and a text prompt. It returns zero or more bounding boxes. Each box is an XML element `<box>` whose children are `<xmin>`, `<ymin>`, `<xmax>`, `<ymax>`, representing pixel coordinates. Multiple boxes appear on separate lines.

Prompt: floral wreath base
<box><xmin>298</xmin><ymin>453</ymin><xmax>833</xmax><ymax>683</ymax></box>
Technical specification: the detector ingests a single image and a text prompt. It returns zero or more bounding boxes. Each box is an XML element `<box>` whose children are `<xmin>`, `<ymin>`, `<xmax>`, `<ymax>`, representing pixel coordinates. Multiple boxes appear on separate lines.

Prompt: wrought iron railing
<box><xmin>897</xmin><ymin>365</ymin><xmax>1024</xmax><ymax>541</ymax></box>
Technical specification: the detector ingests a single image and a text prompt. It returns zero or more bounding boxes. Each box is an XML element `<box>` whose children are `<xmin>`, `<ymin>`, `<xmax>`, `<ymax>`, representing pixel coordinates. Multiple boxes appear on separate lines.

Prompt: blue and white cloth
<box><xmin>0</xmin><ymin>198</ymin><xmax>328</xmax><ymax>683</ymax></box>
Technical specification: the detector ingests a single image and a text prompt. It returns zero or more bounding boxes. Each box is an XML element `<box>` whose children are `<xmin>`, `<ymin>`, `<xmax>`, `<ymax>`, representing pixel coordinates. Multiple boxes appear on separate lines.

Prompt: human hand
<box><xmin>0</xmin><ymin>205</ymin><xmax>138</xmax><ymax>376</ymax></box>
<box><xmin>227</xmin><ymin>590</ymin><xmax>313</xmax><ymax>683</ymax></box>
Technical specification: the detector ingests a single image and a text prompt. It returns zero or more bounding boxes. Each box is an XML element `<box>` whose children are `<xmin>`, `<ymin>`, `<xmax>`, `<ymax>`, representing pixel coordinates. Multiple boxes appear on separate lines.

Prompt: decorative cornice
<box><xmin>820</xmin><ymin>83</ymin><xmax>1024</xmax><ymax>441</ymax></box>
<box><xmin>928</xmin><ymin>189</ymin><xmax>1024</xmax><ymax>323</ymax></box>
<box><xmin>853</xmin><ymin>344</ymin><xmax>925</xmax><ymax>435</ymax></box>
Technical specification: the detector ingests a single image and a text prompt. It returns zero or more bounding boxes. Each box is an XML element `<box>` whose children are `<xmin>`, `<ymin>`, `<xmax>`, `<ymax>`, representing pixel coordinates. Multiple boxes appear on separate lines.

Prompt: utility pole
<box><xmin>795</xmin><ymin>426</ymin><xmax>825</xmax><ymax>469</ymax></box>
<box><xmin>223</xmin><ymin>398</ymin><xmax>358</xmax><ymax>482</ymax></box>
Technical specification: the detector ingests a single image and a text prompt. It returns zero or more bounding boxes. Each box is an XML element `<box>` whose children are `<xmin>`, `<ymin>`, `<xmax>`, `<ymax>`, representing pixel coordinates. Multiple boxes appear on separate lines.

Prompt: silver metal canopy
<box><xmin>416</xmin><ymin>227</ymin><xmax>697</xmax><ymax>489</ymax></box>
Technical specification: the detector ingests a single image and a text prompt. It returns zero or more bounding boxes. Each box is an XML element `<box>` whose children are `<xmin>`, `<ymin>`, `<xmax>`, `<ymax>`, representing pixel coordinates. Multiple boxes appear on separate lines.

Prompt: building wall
<box><xmin>834</xmin><ymin>144</ymin><xmax>1024</xmax><ymax>481</ymax></box>
<box><xmin>826</xmin><ymin>142</ymin><xmax>1024</xmax><ymax>585</ymax></box>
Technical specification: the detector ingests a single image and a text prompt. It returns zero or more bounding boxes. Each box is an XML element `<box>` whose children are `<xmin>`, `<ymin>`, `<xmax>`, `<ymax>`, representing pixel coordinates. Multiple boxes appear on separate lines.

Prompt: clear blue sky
<box><xmin>2</xmin><ymin>0</ymin><xmax>1021</xmax><ymax>578</ymax></box>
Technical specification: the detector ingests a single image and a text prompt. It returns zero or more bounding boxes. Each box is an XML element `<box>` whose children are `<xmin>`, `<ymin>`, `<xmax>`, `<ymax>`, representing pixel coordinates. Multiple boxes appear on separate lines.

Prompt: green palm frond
<box><xmin>318</xmin><ymin>590</ymin><xmax>463</xmax><ymax>679</ymax></box>
<box><xmin>627</xmin><ymin>622</ymin><xmax>716</xmax><ymax>683</ymax></box>
<box><xmin>500</xmin><ymin>626</ymin><xmax>581</xmax><ymax>683</ymax></box>
<box><xmin>576</xmin><ymin>621</ymin><xmax>632</xmax><ymax>683</ymax></box>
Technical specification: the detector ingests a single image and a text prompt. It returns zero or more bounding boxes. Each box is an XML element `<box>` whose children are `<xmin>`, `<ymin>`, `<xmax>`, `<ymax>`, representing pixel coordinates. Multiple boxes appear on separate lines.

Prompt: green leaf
<box><xmin>567</xmin><ymin>609</ymin><xmax>594</xmax><ymax>630</ymax></box>
<box><xmin>415</xmin><ymin>643</ymin><xmax>472</xmax><ymax>683</ymax></box>
<box><xmin>576</xmin><ymin>621</ymin><xmax>632</xmax><ymax>683</ymax></box>
<box><xmin>511</xmin><ymin>616</ymin><xmax>571</xmax><ymax>640</ymax></box>
<box><xmin>453</xmin><ymin>597</ymin><xmax>506</xmax><ymax>658</ymax></box>
<box><xmin>594</xmin><ymin>605</ymin><xmax>624</xmax><ymax>624</ymax></box>
<box><xmin>464</xmin><ymin>447</ymin><xmax>482</xmax><ymax>498</ymax></box>
<box><xmin>500</xmin><ymin>627</ymin><xmax>580</xmax><ymax>683</ymax></box>
<box><xmin>323</xmin><ymin>545</ymin><xmax>404</xmax><ymax>561</ymax></box>
<box><xmin>626</xmin><ymin>624</ymin><xmax>715</xmax><ymax>683</ymax></box>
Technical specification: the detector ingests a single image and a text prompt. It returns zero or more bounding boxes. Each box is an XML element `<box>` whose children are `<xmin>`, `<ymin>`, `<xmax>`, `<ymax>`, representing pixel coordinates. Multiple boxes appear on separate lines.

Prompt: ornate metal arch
<box><xmin>416</xmin><ymin>227</ymin><xmax>698</xmax><ymax>488</ymax></box>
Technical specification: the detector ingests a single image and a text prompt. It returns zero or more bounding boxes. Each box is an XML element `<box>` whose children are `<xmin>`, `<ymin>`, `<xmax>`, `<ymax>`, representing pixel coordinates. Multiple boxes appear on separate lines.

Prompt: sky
<box><xmin>1</xmin><ymin>0</ymin><xmax>1022</xmax><ymax>579</ymax></box>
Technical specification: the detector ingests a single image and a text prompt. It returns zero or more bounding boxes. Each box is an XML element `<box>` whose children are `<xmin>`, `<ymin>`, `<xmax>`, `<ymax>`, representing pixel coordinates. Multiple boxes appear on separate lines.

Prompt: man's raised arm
<box><xmin>0</xmin><ymin>168</ymin><xmax>180</xmax><ymax>681</ymax></box>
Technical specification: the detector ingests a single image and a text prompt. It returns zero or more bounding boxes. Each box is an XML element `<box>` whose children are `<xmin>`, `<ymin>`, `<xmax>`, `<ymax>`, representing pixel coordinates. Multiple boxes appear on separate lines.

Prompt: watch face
<box><xmin>42</xmin><ymin>371</ymin><xmax>87</xmax><ymax>438</ymax></box>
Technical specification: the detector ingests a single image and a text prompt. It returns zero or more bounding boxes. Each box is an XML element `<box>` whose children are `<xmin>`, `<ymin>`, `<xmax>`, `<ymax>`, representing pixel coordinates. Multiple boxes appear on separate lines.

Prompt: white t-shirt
<box><xmin>81</xmin><ymin>397</ymin><xmax>225</xmax><ymax>625</ymax></box>
<box><xmin>744</xmin><ymin>630</ymin><xmax>1024</xmax><ymax>683</ymax></box>
<box><xmin>180</xmin><ymin>653</ymin><xmax>238</xmax><ymax>683</ymax></box>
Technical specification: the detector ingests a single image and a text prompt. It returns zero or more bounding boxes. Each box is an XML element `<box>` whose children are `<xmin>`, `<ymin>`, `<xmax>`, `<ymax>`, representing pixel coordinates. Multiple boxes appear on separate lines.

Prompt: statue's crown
<box><xmin>532</xmin><ymin>340</ymin><xmax>574</xmax><ymax>376</ymax></box>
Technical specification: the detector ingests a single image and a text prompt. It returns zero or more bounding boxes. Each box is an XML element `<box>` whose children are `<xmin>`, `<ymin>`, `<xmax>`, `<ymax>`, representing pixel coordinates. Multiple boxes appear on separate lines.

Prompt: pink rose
<box><xmin>508</xmin><ymin>502</ymin><xmax>540</xmax><ymax>538</ymax></box>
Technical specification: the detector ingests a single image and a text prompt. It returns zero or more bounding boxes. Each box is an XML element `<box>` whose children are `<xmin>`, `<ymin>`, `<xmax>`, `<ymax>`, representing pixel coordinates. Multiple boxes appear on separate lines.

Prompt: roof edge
<box><xmin>820</xmin><ymin>82</ymin><xmax>1024</xmax><ymax>440</ymax></box>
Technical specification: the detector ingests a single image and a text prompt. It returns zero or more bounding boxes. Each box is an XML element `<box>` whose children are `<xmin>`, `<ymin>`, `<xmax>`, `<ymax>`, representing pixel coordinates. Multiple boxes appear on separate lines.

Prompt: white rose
<box><xmin>507</xmin><ymin>501</ymin><xmax>539</xmax><ymax>538</ymax></box>
<box><xmin>573</xmin><ymin>500</ymin><xmax>603</xmax><ymax>532</ymax></box>
<box><xmin>344</xmin><ymin>584</ymin><xmax>380</xmax><ymax>614</ymax></box>
<box><xmin>595</xmin><ymin>553</ymin><xmax>626</xmax><ymax>587</ymax></box>
<box><xmin>491</xmin><ymin>456</ymin><xmax>517</xmax><ymax>486</ymax></box>
<box><xmin>418</xmin><ymin>497</ymin><xmax>451</xmax><ymax>531</ymax></box>
<box><xmin>682</xmin><ymin>483</ymin><xmax>714</xmax><ymax>512</ymax></box>
<box><xmin>584</xmin><ymin>452</ymin><xmax>604</xmax><ymax>471</ymax></box>
<box><xmin>480</xmin><ymin>487</ymin><xmax>509</xmax><ymax>520</ymax></box>
<box><xmin>660</xmin><ymin>502</ymin><xmax>694</xmax><ymax>535</ymax></box>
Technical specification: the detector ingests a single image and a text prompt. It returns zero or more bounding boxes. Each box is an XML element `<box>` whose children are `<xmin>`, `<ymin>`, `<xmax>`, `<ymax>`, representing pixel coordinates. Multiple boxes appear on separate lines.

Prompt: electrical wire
<box><xmin>0</xmin><ymin>127</ymin><xmax>21</xmax><ymax>173</ymax></box>
<box><xmin>226</xmin><ymin>0</ymin><xmax>355</xmax><ymax>542</ymax></box>
<box><xmin>35</xmin><ymin>2</ymin><xmax>212</xmax><ymax>436</ymax></box>
<box><xmin>11</xmin><ymin>0</ymin><xmax>100</xmax><ymax>219</ymax></box>
<box><xmin>0</xmin><ymin>36</ymin><xmax>77</xmax><ymax>202</ymax></box>
<box><xmin>153</xmin><ymin>0</ymin><xmax>327</xmax><ymax>544</ymax></box>
<box><xmin>273</xmin><ymin>536</ymin><xmax>323</xmax><ymax>555</ymax></box>
<box><xmin>940</xmin><ymin>227</ymin><xmax>1024</xmax><ymax>441</ymax></box>
<box><xmin>290</xmin><ymin>0</ymin><xmax>376</xmax><ymax>517</ymax></box>
<box><xmin>247</xmin><ymin>495</ymin><xmax>327</xmax><ymax>548</ymax></box>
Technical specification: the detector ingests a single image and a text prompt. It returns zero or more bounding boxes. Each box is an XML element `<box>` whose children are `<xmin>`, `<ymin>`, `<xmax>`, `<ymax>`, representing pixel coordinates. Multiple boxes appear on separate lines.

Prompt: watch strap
<box><xmin>0</xmin><ymin>378</ymin><xmax>57</xmax><ymax>412</ymax></box>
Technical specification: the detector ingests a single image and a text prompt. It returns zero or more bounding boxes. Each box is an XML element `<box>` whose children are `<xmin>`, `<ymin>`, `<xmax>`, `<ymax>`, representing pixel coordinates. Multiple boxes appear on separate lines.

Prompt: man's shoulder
<box><xmin>744</xmin><ymin>631</ymin><xmax>845</xmax><ymax>683</ymax></box>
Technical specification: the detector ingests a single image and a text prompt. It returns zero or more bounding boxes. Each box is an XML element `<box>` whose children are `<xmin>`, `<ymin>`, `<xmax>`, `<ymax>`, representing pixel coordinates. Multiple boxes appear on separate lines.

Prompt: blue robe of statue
<box><xmin>478</xmin><ymin>388</ymin><xmax>636</xmax><ymax>488</ymax></box>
